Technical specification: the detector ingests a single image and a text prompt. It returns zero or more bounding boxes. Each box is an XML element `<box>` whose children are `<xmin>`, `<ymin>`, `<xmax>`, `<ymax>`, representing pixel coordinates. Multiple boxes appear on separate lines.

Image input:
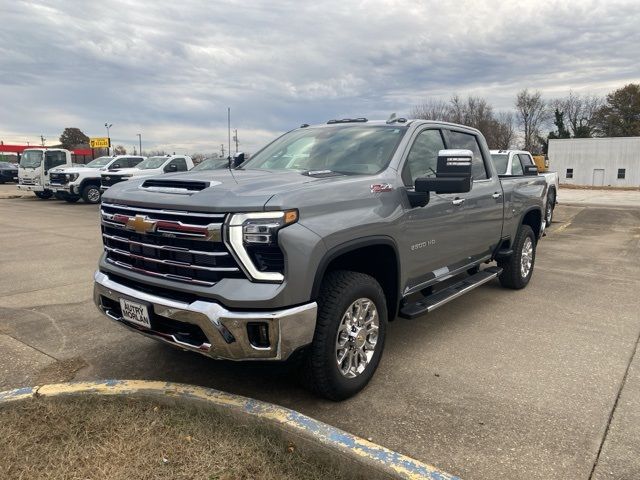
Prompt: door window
<box><xmin>511</xmin><ymin>155</ymin><xmax>524</xmax><ymax>175</ymax></box>
<box><xmin>518</xmin><ymin>153</ymin><xmax>534</xmax><ymax>166</ymax></box>
<box><xmin>402</xmin><ymin>129</ymin><xmax>445</xmax><ymax>185</ymax></box>
<box><xmin>446</xmin><ymin>131</ymin><xmax>489</xmax><ymax>180</ymax></box>
<box><xmin>44</xmin><ymin>151</ymin><xmax>66</xmax><ymax>169</ymax></box>
<box><xmin>167</xmin><ymin>158</ymin><xmax>188</xmax><ymax>172</ymax></box>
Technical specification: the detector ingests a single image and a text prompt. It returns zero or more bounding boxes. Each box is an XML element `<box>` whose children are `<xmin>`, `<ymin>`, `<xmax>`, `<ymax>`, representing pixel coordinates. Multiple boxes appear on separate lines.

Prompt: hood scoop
<box><xmin>140</xmin><ymin>179</ymin><xmax>213</xmax><ymax>195</ymax></box>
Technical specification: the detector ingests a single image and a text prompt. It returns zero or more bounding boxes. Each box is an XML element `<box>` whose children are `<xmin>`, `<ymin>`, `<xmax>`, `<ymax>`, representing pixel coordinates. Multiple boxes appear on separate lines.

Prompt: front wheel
<box><xmin>82</xmin><ymin>184</ymin><xmax>101</xmax><ymax>204</ymax></box>
<box><xmin>498</xmin><ymin>224</ymin><xmax>536</xmax><ymax>289</ymax></box>
<box><xmin>35</xmin><ymin>190</ymin><xmax>53</xmax><ymax>199</ymax></box>
<box><xmin>304</xmin><ymin>270</ymin><xmax>387</xmax><ymax>401</ymax></box>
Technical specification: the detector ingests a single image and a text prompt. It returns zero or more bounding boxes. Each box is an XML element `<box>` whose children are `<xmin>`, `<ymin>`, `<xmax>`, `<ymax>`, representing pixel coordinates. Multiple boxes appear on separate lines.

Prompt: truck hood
<box><xmin>101</xmin><ymin>168</ymin><xmax>368</xmax><ymax>212</ymax></box>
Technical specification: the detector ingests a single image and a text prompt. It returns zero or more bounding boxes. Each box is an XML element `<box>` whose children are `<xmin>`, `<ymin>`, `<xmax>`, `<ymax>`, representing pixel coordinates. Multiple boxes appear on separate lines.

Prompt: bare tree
<box><xmin>515</xmin><ymin>89</ymin><xmax>549</xmax><ymax>152</ymax></box>
<box><xmin>493</xmin><ymin>112</ymin><xmax>516</xmax><ymax>149</ymax></box>
<box><xmin>113</xmin><ymin>145</ymin><xmax>127</xmax><ymax>155</ymax></box>
<box><xmin>410</xmin><ymin>98</ymin><xmax>450</xmax><ymax>121</ymax></box>
<box><xmin>552</xmin><ymin>91</ymin><xmax>603</xmax><ymax>137</ymax></box>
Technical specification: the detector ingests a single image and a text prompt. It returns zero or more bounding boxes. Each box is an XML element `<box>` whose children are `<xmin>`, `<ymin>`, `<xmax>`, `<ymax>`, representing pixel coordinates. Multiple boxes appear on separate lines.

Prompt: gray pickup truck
<box><xmin>94</xmin><ymin>118</ymin><xmax>546</xmax><ymax>400</ymax></box>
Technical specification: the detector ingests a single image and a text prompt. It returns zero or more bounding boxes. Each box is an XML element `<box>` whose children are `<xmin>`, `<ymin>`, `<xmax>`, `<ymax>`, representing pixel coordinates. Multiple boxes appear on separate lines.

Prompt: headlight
<box><xmin>65</xmin><ymin>173</ymin><xmax>79</xmax><ymax>182</ymax></box>
<box><xmin>226</xmin><ymin>210</ymin><xmax>298</xmax><ymax>282</ymax></box>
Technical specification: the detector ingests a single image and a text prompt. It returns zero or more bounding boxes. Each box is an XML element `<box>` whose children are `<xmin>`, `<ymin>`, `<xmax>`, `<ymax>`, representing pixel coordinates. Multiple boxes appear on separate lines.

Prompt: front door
<box><xmin>443</xmin><ymin>129</ymin><xmax>504</xmax><ymax>265</ymax></box>
<box><xmin>593</xmin><ymin>169</ymin><xmax>605</xmax><ymax>186</ymax></box>
<box><xmin>399</xmin><ymin>128</ymin><xmax>469</xmax><ymax>294</ymax></box>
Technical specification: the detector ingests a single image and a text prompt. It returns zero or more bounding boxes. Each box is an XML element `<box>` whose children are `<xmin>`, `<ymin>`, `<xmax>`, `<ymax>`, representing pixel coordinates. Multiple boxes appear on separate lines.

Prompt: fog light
<box><xmin>247</xmin><ymin>322</ymin><xmax>270</xmax><ymax>349</ymax></box>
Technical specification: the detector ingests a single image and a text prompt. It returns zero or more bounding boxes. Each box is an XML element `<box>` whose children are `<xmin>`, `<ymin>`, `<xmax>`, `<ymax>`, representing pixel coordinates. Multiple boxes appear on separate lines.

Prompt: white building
<box><xmin>548</xmin><ymin>137</ymin><xmax>640</xmax><ymax>187</ymax></box>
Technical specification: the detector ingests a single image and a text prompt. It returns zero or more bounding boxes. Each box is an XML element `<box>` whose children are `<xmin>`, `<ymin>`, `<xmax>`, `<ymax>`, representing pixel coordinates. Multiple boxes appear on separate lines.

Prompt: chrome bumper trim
<box><xmin>93</xmin><ymin>271</ymin><xmax>317</xmax><ymax>361</ymax></box>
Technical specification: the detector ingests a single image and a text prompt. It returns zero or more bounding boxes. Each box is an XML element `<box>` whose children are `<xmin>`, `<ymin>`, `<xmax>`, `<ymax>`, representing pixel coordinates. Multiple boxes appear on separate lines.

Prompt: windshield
<box><xmin>85</xmin><ymin>156</ymin><xmax>113</xmax><ymax>168</ymax></box>
<box><xmin>490</xmin><ymin>154</ymin><xmax>509</xmax><ymax>175</ymax></box>
<box><xmin>136</xmin><ymin>157</ymin><xmax>168</xmax><ymax>169</ymax></box>
<box><xmin>19</xmin><ymin>150</ymin><xmax>43</xmax><ymax>168</ymax></box>
<box><xmin>191</xmin><ymin>158</ymin><xmax>229</xmax><ymax>171</ymax></box>
<box><xmin>243</xmin><ymin>125</ymin><xmax>407</xmax><ymax>174</ymax></box>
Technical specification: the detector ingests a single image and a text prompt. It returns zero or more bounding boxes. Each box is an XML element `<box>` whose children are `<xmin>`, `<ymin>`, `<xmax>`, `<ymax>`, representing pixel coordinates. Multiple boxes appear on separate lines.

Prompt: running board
<box><xmin>399</xmin><ymin>266</ymin><xmax>502</xmax><ymax>319</ymax></box>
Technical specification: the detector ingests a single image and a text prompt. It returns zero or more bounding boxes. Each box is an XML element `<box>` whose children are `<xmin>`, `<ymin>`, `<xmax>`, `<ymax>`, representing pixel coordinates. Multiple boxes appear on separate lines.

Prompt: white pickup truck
<box><xmin>49</xmin><ymin>155</ymin><xmax>146</xmax><ymax>204</ymax></box>
<box><xmin>100</xmin><ymin>155</ymin><xmax>194</xmax><ymax>192</ymax></box>
<box><xmin>490</xmin><ymin>150</ymin><xmax>559</xmax><ymax>224</ymax></box>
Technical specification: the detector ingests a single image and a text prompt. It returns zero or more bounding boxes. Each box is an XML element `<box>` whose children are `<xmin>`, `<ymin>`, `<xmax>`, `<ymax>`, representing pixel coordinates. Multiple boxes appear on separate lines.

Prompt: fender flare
<box><xmin>519</xmin><ymin>206</ymin><xmax>544</xmax><ymax>238</ymax></box>
<box><xmin>310</xmin><ymin>235</ymin><xmax>402</xmax><ymax>314</ymax></box>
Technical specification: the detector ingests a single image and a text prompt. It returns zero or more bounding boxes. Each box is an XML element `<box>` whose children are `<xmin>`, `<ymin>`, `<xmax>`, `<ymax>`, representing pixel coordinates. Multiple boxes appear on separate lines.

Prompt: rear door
<box><xmin>443</xmin><ymin>129</ymin><xmax>504</xmax><ymax>262</ymax></box>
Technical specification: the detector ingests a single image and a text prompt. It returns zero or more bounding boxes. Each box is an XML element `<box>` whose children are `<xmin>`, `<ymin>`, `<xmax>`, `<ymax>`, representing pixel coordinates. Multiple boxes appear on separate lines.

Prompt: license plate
<box><xmin>119</xmin><ymin>298</ymin><xmax>151</xmax><ymax>328</ymax></box>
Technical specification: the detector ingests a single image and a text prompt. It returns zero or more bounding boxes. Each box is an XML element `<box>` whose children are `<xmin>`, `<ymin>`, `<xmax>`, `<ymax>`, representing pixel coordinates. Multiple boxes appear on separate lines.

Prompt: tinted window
<box><xmin>447</xmin><ymin>131</ymin><xmax>488</xmax><ymax>180</ymax></box>
<box><xmin>403</xmin><ymin>129</ymin><xmax>445</xmax><ymax>185</ymax></box>
<box><xmin>566</xmin><ymin>168</ymin><xmax>573</xmax><ymax>179</ymax></box>
<box><xmin>45</xmin><ymin>151</ymin><xmax>66</xmax><ymax>168</ymax></box>
<box><xmin>168</xmin><ymin>158</ymin><xmax>188</xmax><ymax>171</ymax></box>
<box><xmin>518</xmin><ymin>153</ymin><xmax>533</xmax><ymax>166</ymax></box>
<box><xmin>125</xmin><ymin>157</ymin><xmax>143</xmax><ymax>168</ymax></box>
<box><xmin>511</xmin><ymin>155</ymin><xmax>524</xmax><ymax>175</ymax></box>
<box><xmin>617</xmin><ymin>168</ymin><xmax>626</xmax><ymax>179</ymax></box>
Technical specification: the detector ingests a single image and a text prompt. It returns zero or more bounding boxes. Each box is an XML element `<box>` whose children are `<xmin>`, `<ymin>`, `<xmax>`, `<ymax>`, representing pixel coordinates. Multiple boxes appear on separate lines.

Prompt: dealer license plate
<box><xmin>119</xmin><ymin>298</ymin><xmax>151</xmax><ymax>328</ymax></box>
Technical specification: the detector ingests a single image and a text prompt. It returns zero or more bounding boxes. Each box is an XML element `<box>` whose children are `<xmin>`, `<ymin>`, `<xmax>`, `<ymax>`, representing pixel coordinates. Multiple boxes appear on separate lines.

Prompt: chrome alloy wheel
<box><xmin>520</xmin><ymin>237</ymin><xmax>533</xmax><ymax>278</ymax></box>
<box><xmin>87</xmin><ymin>188</ymin><xmax>101</xmax><ymax>203</ymax></box>
<box><xmin>335</xmin><ymin>298</ymin><xmax>379</xmax><ymax>378</ymax></box>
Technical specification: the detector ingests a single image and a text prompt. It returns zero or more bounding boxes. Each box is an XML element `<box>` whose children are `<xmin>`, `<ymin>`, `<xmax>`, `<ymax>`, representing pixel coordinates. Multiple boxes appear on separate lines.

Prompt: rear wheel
<box><xmin>498</xmin><ymin>224</ymin><xmax>536</xmax><ymax>290</ymax></box>
<box><xmin>82</xmin><ymin>184</ymin><xmax>101</xmax><ymax>204</ymax></box>
<box><xmin>545</xmin><ymin>189</ymin><xmax>556</xmax><ymax>225</ymax></box>
<box><xmin>304</xmin><ymin>270</ymin><xmax>387</xmax><ymax>401</ymax></box>
<box><xmin>35</xmin><ymin>190</ymin><xmax>53</xmax><ymax>199</ymax></box>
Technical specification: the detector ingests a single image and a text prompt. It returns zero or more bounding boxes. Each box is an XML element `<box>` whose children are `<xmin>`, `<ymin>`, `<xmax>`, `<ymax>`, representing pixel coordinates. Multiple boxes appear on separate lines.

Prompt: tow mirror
<box><xmin>232</xmin><ymin>152</ymin><xmax>245</xmax><ymax>168</ymax></box>
<box><xmin>165</xmin><ymin>163</ymin><xmax>178</xmax><ymax>172</ymax></box>
<box><xmin>524</xmin><ymin>164</ymin><xmax>539</xmax><ymax>176</ymax></box>
<box><xmin>415</xmin><ymin>149</ymin><xmax>473</xmax><ymax>194</ymax></box>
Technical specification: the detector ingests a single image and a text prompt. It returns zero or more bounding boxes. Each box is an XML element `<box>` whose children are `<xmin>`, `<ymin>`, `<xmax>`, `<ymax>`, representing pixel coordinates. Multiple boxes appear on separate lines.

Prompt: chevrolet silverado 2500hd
<box><xmin>94</xmin><ymin>119</ymin><xmax>546</xmax><ymax>400</ymax></box>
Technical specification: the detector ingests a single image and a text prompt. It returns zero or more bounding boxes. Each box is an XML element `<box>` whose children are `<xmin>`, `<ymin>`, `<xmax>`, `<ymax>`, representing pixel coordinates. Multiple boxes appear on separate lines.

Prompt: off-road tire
<box><xmin>304</xmin><ymin>270</ymin><xmax>387</xmax><ymax>401</ymax></box>
<box><xmin>35</xmin><ymin>190</ymin><xmax>53</xmax><ymax>199</ymax></box>
<box><xmin>82</xmin><ymin>184</ymin><xmax>101</xmax><ymax>204</ymax></box>
<box><xmin>498</xmin><ymin>224</ymin><xmax>536</xmax><ymax>290</ymax></box>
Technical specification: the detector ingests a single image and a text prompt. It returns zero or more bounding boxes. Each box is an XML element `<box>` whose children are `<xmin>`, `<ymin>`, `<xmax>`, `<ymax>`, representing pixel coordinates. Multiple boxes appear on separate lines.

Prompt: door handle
<box><xmin>452</xmin><ymin>197</ymin><xmax>465</xmax><ymax>206</ymax></box>
<box><xmin>492</xmin><ymin>192</ymin><xmax>502</xmax><ymax>199</ymax></box>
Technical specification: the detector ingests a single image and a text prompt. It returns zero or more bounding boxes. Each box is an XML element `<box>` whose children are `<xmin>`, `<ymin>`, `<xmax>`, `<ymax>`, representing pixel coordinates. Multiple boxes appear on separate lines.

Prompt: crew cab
<box><xmin>49</xmin><ymin>155</ymin><xmax>145</xmax><ymax>204</ymax></box>
<box><xmin>17</xmin><ymin>148</ymin><xmax>72</xmax><ymax>199</ymax></box>
<box><xmin>100</xmin><ymin>155</ymin><xmax>194</xmax><ymax>191</ymax></box>
<box><xmin>490</xmin><ymin>149</ymin><xmax>559</xmax><ymax>224</ymax></box>
<box><xmin>94</xmin><ymin>119</ymin><xmax>546</xmax><ymax>400</ymax></box>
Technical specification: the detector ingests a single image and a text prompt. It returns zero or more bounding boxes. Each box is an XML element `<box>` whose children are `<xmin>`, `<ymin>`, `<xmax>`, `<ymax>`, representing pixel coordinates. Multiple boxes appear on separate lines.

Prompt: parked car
<box><xmin>490</xmin><ymin>150</ymin><xmax>559</xmax><ymax>225</ymax></box>
<box><xmin>100</xmin><ymin>155</ymin><xmax>194</xmax><ymax>191</ymax></box>
<box><xmin>94</xmin><ymin>119</ymin><xmax>546</xmax><ymax>400</ymax></box>
<box><xmin>0</xmin><ymin>161</ymin><xmax>19</xmax><ymax>183</ymax></box>
<box><xmin>191</xmin><ymin>157</ymin><xmax>233</xmax><ymax>171</ymax></box>
<box><xmin>49</xmin><ymin>155</ymin><xmax>146</xmax><ymax>204</ymax></box>
<box><xmin>17</xmin><ymin>148</ymin><xmax>72</xmax><ymax>199</ymax></box>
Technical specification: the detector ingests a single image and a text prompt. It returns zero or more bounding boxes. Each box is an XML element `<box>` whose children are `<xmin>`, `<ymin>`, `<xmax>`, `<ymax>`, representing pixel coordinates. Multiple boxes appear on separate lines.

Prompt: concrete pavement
<box><xmin>1</xmin><ymin>189</ymin><xmax>639</xmax><ymax>479</ymax></box>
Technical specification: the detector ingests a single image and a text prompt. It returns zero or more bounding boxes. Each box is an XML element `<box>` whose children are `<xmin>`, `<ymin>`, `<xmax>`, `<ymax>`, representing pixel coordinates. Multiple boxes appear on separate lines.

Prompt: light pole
<box><xmin>137</xmin><ymin>133</ymin><xmax>142</xmax><ymax>156</ymax></box>
<box><xmin>104</xmin><ymin>123</ymin><xmax>112</xmax><ymax>155</ymax></box>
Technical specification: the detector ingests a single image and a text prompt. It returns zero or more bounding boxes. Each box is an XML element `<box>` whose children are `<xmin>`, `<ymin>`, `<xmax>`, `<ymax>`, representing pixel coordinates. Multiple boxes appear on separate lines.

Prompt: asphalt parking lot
<box><xmin>1</xmin><ymin>184</ymin><xmax>639</xmax><ymax>480</ymax></box>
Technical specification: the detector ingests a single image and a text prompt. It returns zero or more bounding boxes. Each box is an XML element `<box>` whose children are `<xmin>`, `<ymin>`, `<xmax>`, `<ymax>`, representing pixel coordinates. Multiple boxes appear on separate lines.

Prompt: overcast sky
<box><xmin>1</xmin><ymin>0</ymin><xmax>638</xmax><ymax>153</ymax></box>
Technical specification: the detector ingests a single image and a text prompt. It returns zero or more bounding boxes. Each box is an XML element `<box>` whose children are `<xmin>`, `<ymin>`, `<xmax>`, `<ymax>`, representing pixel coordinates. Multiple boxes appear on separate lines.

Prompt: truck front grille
<box><xmin>49</xmin><ymin>172</ymin><xmax>67</xmax><ymax>185</ymax></box>
<box><xmin>101</xmin><ymin>174</ymin><xmax>127</xmax><ymax>188</ymax></box>
<box><xmin>100</xmin><ymin>203</ymin><xmax>243</xmax><ymax>286</ymax></box>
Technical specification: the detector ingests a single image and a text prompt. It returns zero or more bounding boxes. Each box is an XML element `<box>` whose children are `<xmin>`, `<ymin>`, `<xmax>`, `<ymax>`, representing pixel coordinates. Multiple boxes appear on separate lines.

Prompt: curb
<box><xmin>0</xmin><ymin>380</ymin><xmax>459</xmax><ymax>480</ymax></box>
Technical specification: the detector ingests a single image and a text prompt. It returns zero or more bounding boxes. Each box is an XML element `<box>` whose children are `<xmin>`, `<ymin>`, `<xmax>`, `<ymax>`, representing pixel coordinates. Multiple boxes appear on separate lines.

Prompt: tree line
<box><xmin>411</xmin><ymin>83</ymin><xmax>640</xmax><ymax>154</ymax></box>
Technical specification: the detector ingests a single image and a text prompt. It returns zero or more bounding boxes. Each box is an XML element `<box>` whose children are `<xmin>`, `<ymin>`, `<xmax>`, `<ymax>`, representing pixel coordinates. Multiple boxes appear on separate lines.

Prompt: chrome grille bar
<box><xmin>104</xmin><ymin>246</ymin><xmax>239</xmax><ymax>272</ymax></box>
<box><xmin>102</xmin><ymin>233</ymin><xmax>229</xmax><ymax>257</ymax></box>
<box><xmin>102</xmin><ymin>203</ymin><xmax>225</xmax><ymax>219</ymax></box>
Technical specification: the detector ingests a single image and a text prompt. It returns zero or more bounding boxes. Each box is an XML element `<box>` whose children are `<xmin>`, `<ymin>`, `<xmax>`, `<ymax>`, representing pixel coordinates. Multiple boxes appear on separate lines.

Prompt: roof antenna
<box><xmin>386</xmin><ymin>113</ymin><xmax>397</xmax><ymax>124</ymax></box>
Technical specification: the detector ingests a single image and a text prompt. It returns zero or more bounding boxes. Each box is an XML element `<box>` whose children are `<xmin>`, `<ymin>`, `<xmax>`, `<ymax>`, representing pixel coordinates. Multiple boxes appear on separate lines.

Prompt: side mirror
<box><xmin>111</xmin><ymin>163</ymin><xmax>121</xmax><ymax>169</ymax></box>
<box><xmin>524</xmin><ymin>165</ymin><xmax>538</xmax><ymax>176</ymax></box>
<box><xmin>165</xmin><ymin>163</ymin><xmax>178</xmax><ymax>172</ymax></box>
<box><xmin>232</xmin><ymin>152</ymin><xmax>245</xmax><ymax>168</ymax></box>
<box><xmin>415</xmin><ymin>149</ymin><xmax>473</xmax><ymax>194</ymax></box>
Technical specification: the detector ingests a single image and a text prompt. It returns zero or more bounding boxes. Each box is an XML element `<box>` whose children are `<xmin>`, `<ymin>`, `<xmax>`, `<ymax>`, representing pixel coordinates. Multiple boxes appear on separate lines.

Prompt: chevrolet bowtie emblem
<box><xmin>126</xmin><ymin>215</ymin><xmax>157</xmax><ymax>234</ymax></box>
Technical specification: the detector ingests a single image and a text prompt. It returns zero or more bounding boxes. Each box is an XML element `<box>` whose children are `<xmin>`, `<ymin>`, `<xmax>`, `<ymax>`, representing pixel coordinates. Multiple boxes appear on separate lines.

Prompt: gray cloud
<box><xmin>0</xmin><ymin>0</ymin><xmax>638</xmax><ymax>152</ymax></box>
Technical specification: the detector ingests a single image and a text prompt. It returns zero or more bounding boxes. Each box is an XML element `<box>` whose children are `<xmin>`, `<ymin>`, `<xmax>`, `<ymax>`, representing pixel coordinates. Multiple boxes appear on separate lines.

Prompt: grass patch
<box><xmin>0</xmin><ymin>396</ymin><xmax>347</xmax><ymax>480</ymax></box>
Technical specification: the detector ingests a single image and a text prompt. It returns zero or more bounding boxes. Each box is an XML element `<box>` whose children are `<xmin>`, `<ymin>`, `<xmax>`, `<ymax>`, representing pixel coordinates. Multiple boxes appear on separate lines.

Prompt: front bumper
<box><xmin>49</xmin><ymin>183</ymin><xmax>76</xmax><ymax>194</ymax></box>
<box><xmin>17</xmin><ymin>184</ymin><xmax>44</xmax><ymax>192</ymax></box>
<box><xmin>93</xmin><ymin>271</ymin><xmax>317</xmax><ymax>361</ymax></box>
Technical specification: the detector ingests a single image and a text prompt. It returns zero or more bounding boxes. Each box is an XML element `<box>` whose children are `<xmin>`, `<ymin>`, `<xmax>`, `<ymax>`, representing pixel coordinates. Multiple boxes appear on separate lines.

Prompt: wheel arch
<box><xmin>521</xmin><ymin>207</ymin><xmax>543</xmax><ymax>240</ymax></box>
<box><xmin>312</xmin><ymin>236</ymin><xmax>401</xmax><ymax>321</ymax></box>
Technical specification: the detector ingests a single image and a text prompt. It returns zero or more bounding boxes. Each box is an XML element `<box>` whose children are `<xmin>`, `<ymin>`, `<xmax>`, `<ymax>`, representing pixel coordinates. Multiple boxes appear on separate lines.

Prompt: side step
<box><xmin>399</xmin><ymin>266</ymin><xmax>502</xmax><ymax>319</ymax></box>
